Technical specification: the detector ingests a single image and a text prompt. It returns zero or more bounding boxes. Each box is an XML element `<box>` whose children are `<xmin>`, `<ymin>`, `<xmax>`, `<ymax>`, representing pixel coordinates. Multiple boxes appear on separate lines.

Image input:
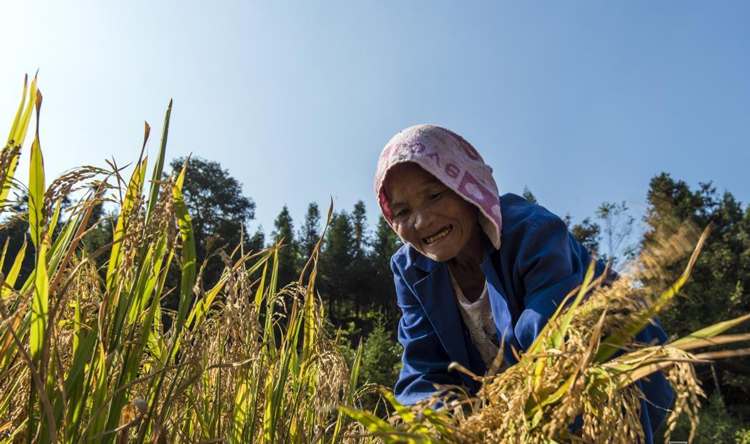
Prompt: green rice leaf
<box><xmin>30</xmin><ymin>241</ymin><xmax>49</xmax><ymax>360</ymax></box>
<box><xmin>262</xmin><ymin>365</ymin><xmax>275</xmax><ymax>444</ymax></box>
<box><xmin>254</xmin><ymin>260</ymin><xmax>269</xmax><ymax>307</ymax></box>
<box><xmin>670</xmin><ymin>313</ymin><xmax>750</xmax><ymax>348</ymax></box>
<box><xmin>381</xmin><ymin>388</ymin><xmax>415</xmax><ymax>423</ymax></box>
<box><xmin>10</xmin><ymin>75</ymin><xmax>38</xmax><ymax>146</ymax></box>
<box><xmin>264</xmin><ymin>247</ymin><xmax>280</xmax><ymax>355</ymax></box>
<box><xmin>46</xmin><ymin>197</ymin><xmax>62</xmax><ymax>241</ymax></box>
<box><xmin>301</xmin><ymin>271</ymin><xmax>318</xmax><ymax>363</ymax></box>
<box><xmin>106</xmin><ymin>156</ymin><xmax>148</xmax><ymax>290</ymax></box>
<box><xmin>28</xmin><ymin>124</ymin><xmax>45</xmax><ymax>249</ymax></box>
<box><xmin>0</xmin><ymin>238</ymin><xmax>7</xmax><ymax>273</ymax></box>
<box><xmin>6</xmin><ymin>74</ymin><xmax>29</xmax><ymax>144</ymax></box>
<box><xmin>172</xmin><ymin>180</ymin><xmax>196</xmax><ymax>336</ymax></box>
<box><xmin>28</xmin><ymin>91</ymin><xmax>48</xmax><ymax>362</ymax></box>
<box><xmin>1</xmin><ymin>75</ymin><xmax>37</xmax><ymax>208</ymax></box>
<box><xmin>337</xmin><ymin>406</ymin><xmax>397</xmax><ymax>434</ymax></box>
<box><xmin>145</xmin><ymin>100</ymin><xmax>172</xmax><ymax>224</ymax></box>
<box><xmin>339</xmin><ymin>406</ymin><xmax>441</xmax><ymax>444</ymax></box>
<box><xmin>175</xmin><ymin>156</ymin><xmax>188</xmax><ymax>192</ymax></box>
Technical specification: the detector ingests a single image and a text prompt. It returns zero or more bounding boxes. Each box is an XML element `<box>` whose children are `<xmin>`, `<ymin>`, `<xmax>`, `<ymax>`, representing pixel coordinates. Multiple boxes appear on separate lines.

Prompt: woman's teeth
<box><xmin>424</xmin><ymin>226</ymin><xmax>452</xmax><ymax>244</ymax></box>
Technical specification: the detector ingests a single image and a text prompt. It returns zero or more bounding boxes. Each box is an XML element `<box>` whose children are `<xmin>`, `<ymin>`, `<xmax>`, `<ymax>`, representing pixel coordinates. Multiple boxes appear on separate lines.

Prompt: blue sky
<box><xmin>2</xmin><ymin>1</ymin><xmax>749</xmax><ymax>241</ymax></box>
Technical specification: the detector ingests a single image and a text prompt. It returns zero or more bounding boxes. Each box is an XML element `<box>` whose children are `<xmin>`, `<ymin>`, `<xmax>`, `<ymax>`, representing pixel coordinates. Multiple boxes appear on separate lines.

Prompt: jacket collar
<box><xmin>406</xmin><ymin>231</ymin><xmax>500</xmax><ymax>377</ymax></box>
<box><xmin>410</xmin><ymin>247</ymin><xmax>436</xmax><ymax>273</ymax></box>
<box><xmin>412</xmin><ymin>260</ymin><xmax>473</xmax><ymax>382</ymax></box>
<box><xmin>407</xmin><ymin>231</ymin><xmax>522</xmax><ymax>370</ymax></box>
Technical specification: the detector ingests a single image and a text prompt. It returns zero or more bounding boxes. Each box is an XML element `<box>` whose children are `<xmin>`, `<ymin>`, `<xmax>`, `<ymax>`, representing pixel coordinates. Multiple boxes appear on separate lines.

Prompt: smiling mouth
<box><xmin>423</xmin><ymin>225</ymin><xmax>453</xmax><ymax>245</ymax></box>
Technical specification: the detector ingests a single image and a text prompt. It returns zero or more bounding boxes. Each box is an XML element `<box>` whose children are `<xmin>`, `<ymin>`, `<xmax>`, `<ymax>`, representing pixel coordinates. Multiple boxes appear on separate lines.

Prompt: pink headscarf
<box><xmin>374</xmin><ymin>124</ymin><xmax>502</xmax><ymax>250</ymax></box>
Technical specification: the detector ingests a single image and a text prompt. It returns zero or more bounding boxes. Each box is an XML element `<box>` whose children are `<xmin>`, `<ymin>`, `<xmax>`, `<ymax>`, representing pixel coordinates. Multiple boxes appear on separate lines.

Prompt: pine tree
<box><xmin>371</xmin><ymin>215</ymin><xmax>403</xmax><ymax>322</ymax></box>
<box><xmin>320</xmin><ymin>211</ymin><xmax>356</xmax><ymax>321</ymax></box>
<box><xmin>352</xmin><ymin>200</ymin><xmax>368</xmax><ymax>252</ymax></box>
<box><xmin>361</xmin><ymin>315</ymin><xmax>402</xmax><ymax>385</ymax></box>
<box><xmin>247</xmin><ymin>225</ymin><xmax>265</xmax><ymax>254</ymax></box>
<box><xmin>522</xmin><ymin>186</ymin><xmax>538</xmax><ymax>204</ymax></box>
<box><xmin>350</xmin><ymin>201</ymin><xmax>370</xmax><ymax>317</ymax></box>
<box><xmin>298</xmin><ymin>202</ymin><xmax>321</xmax><ymax>268</ymax></box>
<box><xmin>271</xmin><ymin>205</ymin><xmax>299</xmax><ymax>287</ymax></box>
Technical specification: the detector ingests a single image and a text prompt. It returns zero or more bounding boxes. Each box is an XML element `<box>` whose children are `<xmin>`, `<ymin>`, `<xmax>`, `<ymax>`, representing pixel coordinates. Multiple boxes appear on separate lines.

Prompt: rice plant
<box><xmin>341</xmin><ymin>225</ymin><xmax>750</xmax><ymax>443</ymax></box>
<box><xmin>0</xmin><ymin>76</ymin><xmax>368</xmax><ymax>444</ymax></box>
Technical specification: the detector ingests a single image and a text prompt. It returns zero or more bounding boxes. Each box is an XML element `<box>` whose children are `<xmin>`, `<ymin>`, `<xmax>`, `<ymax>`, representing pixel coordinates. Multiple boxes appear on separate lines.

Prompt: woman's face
<box><xmin>384</xmin><ymin>162</ymin><xmax>479</xmax><ymax>262</ymax></box>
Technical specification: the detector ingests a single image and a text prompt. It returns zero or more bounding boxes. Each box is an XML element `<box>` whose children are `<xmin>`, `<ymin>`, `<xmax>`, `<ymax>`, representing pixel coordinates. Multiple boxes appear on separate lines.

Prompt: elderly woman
<box><xmin>374</xmin><ymin>125</ymin><xmax>673</xmax><ymax>442</ymax></box>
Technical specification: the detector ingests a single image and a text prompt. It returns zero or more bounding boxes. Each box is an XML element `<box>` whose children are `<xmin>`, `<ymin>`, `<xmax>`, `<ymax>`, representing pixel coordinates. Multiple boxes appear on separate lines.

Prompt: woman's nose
<box><xmin>413</xmin><ymin>210</ymin><xmax>435</xmax><ymax>232</ymax></box>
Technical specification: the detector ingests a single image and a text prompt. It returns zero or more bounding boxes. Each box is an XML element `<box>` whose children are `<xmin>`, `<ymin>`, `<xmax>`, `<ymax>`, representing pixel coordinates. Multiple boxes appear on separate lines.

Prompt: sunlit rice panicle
<box><xmin>0</xmin><ymin>145</ymin><xmax>21</xmax><ymax>211</ymax></box>
<box><xmin>662</xmin><ymin>349</ymin><xmax>705</xmax><ymax>444</ymax></box>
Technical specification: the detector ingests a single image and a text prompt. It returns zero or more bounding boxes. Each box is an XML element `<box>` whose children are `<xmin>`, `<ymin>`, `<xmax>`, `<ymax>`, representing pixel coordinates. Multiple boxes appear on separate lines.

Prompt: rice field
<box><xmin>1</xmin><ymin>77</ymin><xmax>748</xmax><ymax>444</ymax></box>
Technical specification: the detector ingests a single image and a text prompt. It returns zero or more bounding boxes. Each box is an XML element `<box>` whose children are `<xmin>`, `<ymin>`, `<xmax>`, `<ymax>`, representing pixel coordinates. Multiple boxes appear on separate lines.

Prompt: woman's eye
<box><xmin>428</xmin><ymin>192</ymin><xmax>442</xmax><ymax>201</ymax></box>
<box><xmin>394</xmin><ymin>209</ymin><xmax>409</xmax><ymax>218</ymax></box>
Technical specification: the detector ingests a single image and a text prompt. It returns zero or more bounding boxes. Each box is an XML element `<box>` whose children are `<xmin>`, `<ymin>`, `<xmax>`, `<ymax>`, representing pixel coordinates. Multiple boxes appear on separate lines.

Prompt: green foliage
<box><xmin>644</xmin><ymin>173</ymin><xmax>750</xmax><ymax>414</ymax></box>
<box><xmin>565</xmin><ymin>215</ymin><xmax>601</xmax><ymax>255</ymax></box>
<box><xmin>361</xmin><ymin>316</ymin><xmax>402</xmax><ymax>388</ymax></box>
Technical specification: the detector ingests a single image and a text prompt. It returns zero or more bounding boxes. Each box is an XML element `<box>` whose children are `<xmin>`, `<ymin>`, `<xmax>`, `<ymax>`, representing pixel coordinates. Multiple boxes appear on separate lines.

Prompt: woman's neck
<box><xmin>447</xmin><ymin>223</ymin><xmax>484</xmax><ymax>281</ymax></box>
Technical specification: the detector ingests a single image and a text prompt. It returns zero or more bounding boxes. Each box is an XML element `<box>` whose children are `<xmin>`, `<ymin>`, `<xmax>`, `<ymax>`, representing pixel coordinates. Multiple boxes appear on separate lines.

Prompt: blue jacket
<box><xmin>391</xmin><ymin>193</ymin><xmax>673</xmax><ymax>442</ymax></box>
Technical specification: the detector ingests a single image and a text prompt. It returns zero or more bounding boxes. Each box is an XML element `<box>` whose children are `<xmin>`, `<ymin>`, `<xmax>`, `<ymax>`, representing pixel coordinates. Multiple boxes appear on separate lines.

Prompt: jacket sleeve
<box><xmin>391</xmin><ymin>258</ymin><xmax>463</xmax><ymax>406</ymax></box>
<box><xmin>511</xmin><ymin>213</ymin><xmax>673</xmax><ymax>441</ymax></box>
<box><xmin>512</xmin><ymin>214</ymin><xmax>592</xmax><ymax>351</ymax></box>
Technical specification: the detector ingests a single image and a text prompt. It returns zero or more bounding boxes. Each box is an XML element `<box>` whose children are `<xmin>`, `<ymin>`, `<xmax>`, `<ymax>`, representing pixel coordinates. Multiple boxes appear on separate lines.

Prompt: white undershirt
<box><xmin>448</xmin><ymin>270</ymin><xmax>501</xmax><ymax>369</ymax></box>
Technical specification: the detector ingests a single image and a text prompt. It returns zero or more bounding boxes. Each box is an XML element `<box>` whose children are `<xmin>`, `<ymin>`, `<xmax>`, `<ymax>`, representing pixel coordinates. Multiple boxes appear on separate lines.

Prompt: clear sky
<box><xmin>2</xmin><ymin>1</ymin><xmax>749</xmax><ymax>239</ymax></box>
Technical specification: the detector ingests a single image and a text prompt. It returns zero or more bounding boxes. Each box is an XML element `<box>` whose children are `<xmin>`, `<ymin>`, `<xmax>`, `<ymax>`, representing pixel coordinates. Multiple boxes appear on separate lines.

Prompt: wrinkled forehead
<box><xmin>382</xmin><ymin>162</ymin><xmax>446</xmax><ymax>203</ymax></box>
